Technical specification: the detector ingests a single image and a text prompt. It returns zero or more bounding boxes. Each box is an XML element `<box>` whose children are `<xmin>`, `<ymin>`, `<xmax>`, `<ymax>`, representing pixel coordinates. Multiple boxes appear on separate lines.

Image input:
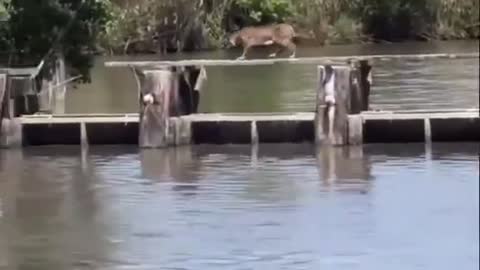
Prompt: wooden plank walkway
<box><xmin>9</xmin><ymin>109</ymin><xmax>478</xmax><ymax>147</ymax></box>
<box><xmin>105</xmin><ymin>52</ymin><xmax>480</xmax><ymax>68</ymax></box>
<box><xmin>19</xmin><ymin>108</ymin><xmax>479</xmax><ymax>124</ymax></box>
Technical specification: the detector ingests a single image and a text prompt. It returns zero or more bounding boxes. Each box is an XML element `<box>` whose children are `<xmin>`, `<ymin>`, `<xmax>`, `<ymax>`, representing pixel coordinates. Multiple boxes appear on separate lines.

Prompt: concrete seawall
<box><xmin>1</xmin><ymin>109</ymin><xmax>477</xmax><ymax>147</ymax></box>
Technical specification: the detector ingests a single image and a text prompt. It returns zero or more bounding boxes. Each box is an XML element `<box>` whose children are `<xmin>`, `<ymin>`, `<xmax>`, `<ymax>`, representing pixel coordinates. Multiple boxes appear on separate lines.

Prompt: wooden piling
<box><xmin>316</xmin><ymin>61</ymin><xmax>372</xmax><ymax>146</ymax></box>
<box><xmin>0</xmin><ymin>73</ymin><xmax>6</xmax><ymax>143</ymax></box>
<box><xmin>137</xmin><ymin>69</ymin><xmax>178</xmax><ymax>148</ymax></box>
<box><xmin>133</xmin><ymin>65</ymin><xmax>206</xmax><ymax>148</ymax></box>
<box><xmin>0</xmin><ymin>74</ymin><xmax>6</xmax><ymax>118</ymax></box>
<box><xmin>349</xmin><ymin>60</ymin><xmax>372</xmax><ymax>114</ymax></box>
<box><xmin>358</xmin><ymin>60</ymin><xmax>372</xmax><ymax>111</ymax></box>
<box><xmin>314</xmin><ymin>67</ymin><xmax>326</xmax><ymax>144</ymax></box>
<box><xmin>0</xmin><ymin>74</ymin><xmax>21</xmax><ymax>148</ymax></box>
<box><xmin>315</xmin><ymin>65</ymin><xmax>352</xmax><ymax>146</ymax></box>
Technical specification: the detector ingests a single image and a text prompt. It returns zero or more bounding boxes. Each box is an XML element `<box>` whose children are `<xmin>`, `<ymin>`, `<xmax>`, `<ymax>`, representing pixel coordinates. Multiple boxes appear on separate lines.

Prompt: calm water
<box><xmin>0</xmin><ymin>41</ymin><xmax>479</xmax><ymax>270</ymax></box>
<box><xmin>0</xmin><ymin>143</ymin><xmax>478</xmax><ymax>269</ymax></box>
<box><xmin>67</xmin><ymin>40</ymin><xmax>479</xmax><ymax>114</ymax></box>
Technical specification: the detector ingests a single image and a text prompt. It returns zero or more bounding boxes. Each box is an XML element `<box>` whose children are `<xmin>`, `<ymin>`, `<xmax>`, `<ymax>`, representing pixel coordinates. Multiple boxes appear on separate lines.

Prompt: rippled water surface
<box><xmin>0</xmin><ymin>143</ymin><xmax>478</xmax><ymax>270</ymax></box>
<box><xmin>1</xmin><ymin>41</ymin><xmax>479</xmax><ymax>269</ymax></box>
<box><xmin>67</xmin><ymin>40</ymin><xmax>479</xmax><ymax>114</ymax></box>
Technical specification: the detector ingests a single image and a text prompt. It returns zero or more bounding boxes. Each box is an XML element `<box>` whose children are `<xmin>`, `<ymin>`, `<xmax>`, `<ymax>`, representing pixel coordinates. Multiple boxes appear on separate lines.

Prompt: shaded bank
<box><xmin>0</xmin><ymin>0</ymin><xmax>478</xmax><ymax>83</ymax></box>
<box><xmin>98</xmin><ymin>0</ymin><xmax>480</xmax><ymax>54</ymax></box>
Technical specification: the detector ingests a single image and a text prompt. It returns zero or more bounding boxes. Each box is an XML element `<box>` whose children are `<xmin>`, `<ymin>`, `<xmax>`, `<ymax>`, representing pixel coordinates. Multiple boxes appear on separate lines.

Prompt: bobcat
<box><xmin>229</xmin><ymin>23</ymin><xmax>300</xmax><ymax>60</ymax></box>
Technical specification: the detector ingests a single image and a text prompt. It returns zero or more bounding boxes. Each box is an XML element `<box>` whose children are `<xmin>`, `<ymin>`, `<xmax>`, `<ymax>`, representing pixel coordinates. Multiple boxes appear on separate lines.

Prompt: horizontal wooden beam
<box><xmin>104</xmin><ymin>52</ymin><xmax>479</xmax><ymax>68</ymax></box>
<box><xmin>19</xmin><ymin>108</ymin><xmax>478</xmax><ymax>123</ymax></box>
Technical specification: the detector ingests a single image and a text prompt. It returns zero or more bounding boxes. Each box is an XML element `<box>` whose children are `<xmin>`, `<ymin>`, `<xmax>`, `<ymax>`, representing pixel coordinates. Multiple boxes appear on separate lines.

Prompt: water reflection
<box><xmin>316</xmin><ymin>145</ymin><xmax>372</xmax><ymax>193</ymax></box>
<box><xmin>141</xmin><ymin>146</ymin><xmax>201</xmax><ymax>195</ymax></box>
<box><xmin>0</xmin><ymin>143</ymin><xmax>478</xmax><ymax>269</ymax></box>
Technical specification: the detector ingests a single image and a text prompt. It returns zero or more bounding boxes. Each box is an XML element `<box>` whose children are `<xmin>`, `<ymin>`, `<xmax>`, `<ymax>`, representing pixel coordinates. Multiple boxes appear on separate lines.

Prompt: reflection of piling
<box><xmin>316</xmin><ymin>145</ymin><xmax>372</xmax><ymax>190</ymax></box>
<box><xmin>0</xmin><ymin>149</ymin><xmax>22</xmax><ymax>269</ymax></box>
<box><xmin>140</xmin><ymin>146</ymin><xmax>198</xmax><ymax>184</ymax></box>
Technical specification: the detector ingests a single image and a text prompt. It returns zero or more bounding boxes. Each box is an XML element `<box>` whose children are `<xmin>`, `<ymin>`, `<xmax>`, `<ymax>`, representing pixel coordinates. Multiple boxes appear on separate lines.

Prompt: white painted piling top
<box><xmin>104</xmin><ymin>52</ymin><xmax>479</xmax><ymax>68</ymax></box>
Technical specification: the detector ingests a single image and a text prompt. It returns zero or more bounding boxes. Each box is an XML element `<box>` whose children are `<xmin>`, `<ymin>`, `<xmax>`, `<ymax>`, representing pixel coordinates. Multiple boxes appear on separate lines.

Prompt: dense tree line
<box><xmin>0</xmin><ymin>0</ymin><xmax>478</xmax><ymax>84</ymax></box>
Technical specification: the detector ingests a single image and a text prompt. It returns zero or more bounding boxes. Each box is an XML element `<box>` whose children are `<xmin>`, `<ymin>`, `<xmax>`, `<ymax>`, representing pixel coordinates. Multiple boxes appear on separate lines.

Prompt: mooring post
<box><xmin>0</xmin><ymin>74</ymin><xmax>22</xmax><ymax>148</ymax></box>
<box><xmin>349</xmin><ymin>60</ymin><xmax>372</xmax><ymax>113</ymax></box>
<box><xmin>346</xmin><ymin>60</ymin><xmax>372</xmax><ymax>145</ymax></box>
<box><xmin>133</xmin><ymin>65</ymin><xmax>206</xmax><ymax>148</ymax></box>
<box><xmin>315</xmin><ymin>65</ymin><xmax>351</xmax><ymax>146</ymax></box>
<box><xmin>137</xmin><ymin>68</ymin><xmax>178</xmax><ymax>148</ymax></box>
<box><xmin>315</xmin><ymin>60</ymin><xmax>373</xmax><ymax>146</ymax></box>
<box><xmin>0</xmin><ymin>73</ymin><xmax>6</xmax><ymax>130</ymax></box>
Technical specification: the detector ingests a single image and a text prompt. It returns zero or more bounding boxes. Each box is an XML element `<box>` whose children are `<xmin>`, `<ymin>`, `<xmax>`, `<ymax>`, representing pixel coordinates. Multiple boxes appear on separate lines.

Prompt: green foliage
<box><xmin>99</xmin><ymin>0</ymin><xmax>232</xmax><ymax>54</ymax></box>
<box><xmin>0</xmin><ymin>0</ymin><xmax>10</xmax><ymax>52</ymax></box>
<box><xmin>290</xmin><ymin>0</ymin><xmax>356</xmax><ymax>44</ymax></box>
<box><xmin>1</xmin><ymin>0</ymin><xmax>479</xmax><ymax>71</ymax></box>
<box><xmin>3</xmin><ymin>0</ymin><xmax>110</xmax><ymax>82</ymax></box>
<box><xmin>434</xmin><ymin>0</ymin><xmax>480</xmax><ymax>39</ymax></box>
<box><xmin>234</xmin><ymin>0</ymin><xmax>292</xmax><ymax>24</ymax></box>
<box><xmin>328</xmin><ymin>15</ymin><xmax>363</xmax><ymax>44</ymax></box>
<box><xmin>353</xmin><ymin>0</ymin><xmax>437</xmax><ymax>41</ymax></box>
<box><xmin>0</xmin><ymin>0</ymin><xmax>8</xmax><ymax>20</ymax></box>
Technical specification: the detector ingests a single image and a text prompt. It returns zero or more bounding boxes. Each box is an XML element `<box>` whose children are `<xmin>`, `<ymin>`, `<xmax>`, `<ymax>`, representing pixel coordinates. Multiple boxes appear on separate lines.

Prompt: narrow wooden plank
<box><xmin>104</xmin><ymin>52</ymin><xmax>479</xmax><ymax>68</ymax></box>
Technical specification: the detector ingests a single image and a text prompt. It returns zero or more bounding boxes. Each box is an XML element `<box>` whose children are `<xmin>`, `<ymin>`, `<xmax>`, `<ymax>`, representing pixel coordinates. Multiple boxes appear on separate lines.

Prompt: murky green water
<box><xmin>67</xmin><ymin>40</ymin><xmax>479</xmax><ymax>114</ymax></box>
<box><xmin>0</xmin><ymin>41</ymin><xmax>479</xmax><ymax>270</ymax></box>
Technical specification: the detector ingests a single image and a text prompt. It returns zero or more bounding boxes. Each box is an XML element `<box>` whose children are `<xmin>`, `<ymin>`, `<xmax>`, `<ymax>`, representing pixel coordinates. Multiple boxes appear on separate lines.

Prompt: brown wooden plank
<box><xmin>105</xmin><ymin>52</ymin><xmax>479</xmax><ymax>68</ymax></box>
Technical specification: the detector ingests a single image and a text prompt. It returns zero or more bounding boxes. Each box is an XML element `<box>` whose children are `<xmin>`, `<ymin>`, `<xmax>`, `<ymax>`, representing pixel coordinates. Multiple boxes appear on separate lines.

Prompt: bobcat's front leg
<box><xmin>237</xmin><ymin>45</ymin><xmax>251</xmax><ymax>60</ymax></box>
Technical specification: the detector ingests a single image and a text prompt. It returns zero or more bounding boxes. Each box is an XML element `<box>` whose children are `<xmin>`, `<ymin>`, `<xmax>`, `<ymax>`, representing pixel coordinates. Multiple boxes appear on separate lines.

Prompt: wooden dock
<box><xmin>1</xmin><ymin>109</ymin><xmax>476</xmax><ymax>147</ymax></box>
<box><xmin>1</xmin><ymin>52</ymin><xmax>478</xmax><ymax>148</ymax></box>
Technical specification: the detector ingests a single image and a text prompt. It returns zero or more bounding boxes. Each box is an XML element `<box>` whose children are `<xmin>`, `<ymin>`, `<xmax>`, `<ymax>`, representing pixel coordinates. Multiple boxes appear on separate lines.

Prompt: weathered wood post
<box><xmin>0</xmin><ymin>73</ymin><xmax>6</xmax><ymax>133</ymax></box>
<box><xmin>349</xmin><ymin>60</ymin><xmax>372</xmax><ymax>113</ymax></box>
<box><xmin>315</xmin><ymin>65</ymin><xmax>351</xmax><ymax>146</ymax></box>
<box><xmin>0</xmin><ymin>73</ymin><xmax>22</xmax><ymax>148</ymax></box>
<box><xmin>348</xmin><ymin>60</ymin><xmax>372</xmax><ymax>145</ymax></box>
<box><xmin>315</xmin><ymin>60</ymin><xmax>372</xmax><ymax>146</ymax></box>
<box><xmin>135</xmin><ymin>68</ymin><xmax>178</xmax><ymax>148</ymax></box>
<box><xmin>133</xmin><ymin>65</ymin><xmax>206</xmax><ymax>148</ymax></box>
<box><xmin>52</xmin><ymin>56</ymin><xmax>67</xmax><ymax>114</ymax></box>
